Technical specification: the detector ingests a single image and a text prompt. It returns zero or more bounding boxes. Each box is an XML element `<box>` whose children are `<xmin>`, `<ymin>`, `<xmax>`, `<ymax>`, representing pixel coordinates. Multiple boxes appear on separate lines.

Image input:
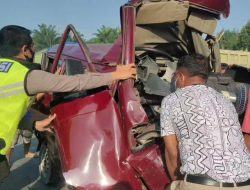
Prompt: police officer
<box><xmin>0</xmin><ymin>25</ymin><xmax>136</xmax><ymax>180</ymax></box>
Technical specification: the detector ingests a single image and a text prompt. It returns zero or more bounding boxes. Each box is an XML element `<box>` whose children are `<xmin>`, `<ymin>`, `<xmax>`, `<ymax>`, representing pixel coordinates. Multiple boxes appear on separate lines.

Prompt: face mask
<box><xmin>170</xmin><ymin>74</ymin><xmax>178</xmax><ymax>92</ymax></box>
<box><xmin>25</xmin><ymin>47</ymin><xmax>35</xmax><ymax>63</ymax></box>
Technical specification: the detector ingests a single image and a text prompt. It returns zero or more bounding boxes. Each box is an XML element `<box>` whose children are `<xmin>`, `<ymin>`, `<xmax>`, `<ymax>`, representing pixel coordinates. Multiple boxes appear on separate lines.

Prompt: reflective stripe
<box><xmin>0</xmin><ymin>82</ymin><xmax>23</xmax><ymax>91</ymax></box>
<box><xmin>0</xmin><ymin>58</ymin><xmax>30</xmax><ymax>155</ymax></box>
<box><xmin>0</xmin><ymin>89</ymin><xmax>25</xmax><ymax>98</ymax></box>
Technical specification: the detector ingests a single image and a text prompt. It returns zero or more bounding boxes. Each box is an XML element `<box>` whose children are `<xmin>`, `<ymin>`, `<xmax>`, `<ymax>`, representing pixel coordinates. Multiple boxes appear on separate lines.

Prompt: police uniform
<box><xmin>0</xmin><ymin>58</ymin><xmax>39</xmax><ymax>180</ymax></box>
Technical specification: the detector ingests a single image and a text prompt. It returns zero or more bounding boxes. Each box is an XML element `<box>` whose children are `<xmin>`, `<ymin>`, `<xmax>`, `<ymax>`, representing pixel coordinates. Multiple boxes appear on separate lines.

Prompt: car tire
<box><xmin>39</xmin><ymin>142</ymin><xmax>61</xmax><ymax>185</ymax></box>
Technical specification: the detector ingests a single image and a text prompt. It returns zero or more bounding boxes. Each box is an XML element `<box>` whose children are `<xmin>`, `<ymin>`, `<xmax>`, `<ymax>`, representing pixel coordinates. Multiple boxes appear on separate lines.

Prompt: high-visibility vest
<box><xmin>0</xmin><ymin>58</ymin><xmax>31</xmax><ymax>155</ymax></box>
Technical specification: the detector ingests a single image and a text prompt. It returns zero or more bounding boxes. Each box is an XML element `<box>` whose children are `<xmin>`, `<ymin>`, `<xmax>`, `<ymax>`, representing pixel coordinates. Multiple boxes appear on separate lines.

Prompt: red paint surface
<box><xmin>242</xmin><ymin>91</ymin><xmax>250</xmax><ymax>133</ymax></box>
<box><xmin>51</xmin><ymin>91</ymin><xmax>143</xmax><ymax>189</ymax></box>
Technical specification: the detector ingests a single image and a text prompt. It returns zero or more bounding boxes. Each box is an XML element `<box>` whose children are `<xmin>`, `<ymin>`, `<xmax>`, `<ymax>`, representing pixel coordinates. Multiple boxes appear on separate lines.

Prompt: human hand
<box><xmin>35</xmin><ymin>92</ymin><xmax>45</xmax><ymax>101</ymax></box>
<box><xmin>55</xmin><ymin>67</ymin><xmax>62</xmax><ymax>75</ymax></box>
<box><xmin>34</xmin><ymin>114</ymin><xmax>56</xmax><ymax>133</ymax></box>
<box><xmin>111</xmin><ymin>63</ymin><xmax>136</xmax><ymax>81</ymax></box>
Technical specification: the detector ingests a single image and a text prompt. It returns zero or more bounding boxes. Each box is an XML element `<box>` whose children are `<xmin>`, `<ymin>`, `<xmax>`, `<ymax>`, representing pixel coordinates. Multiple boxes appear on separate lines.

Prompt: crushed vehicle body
<box><xmin>37</xmin><ymin>0</ymin><xmax>250</xmax><ymax>189</ymax></box>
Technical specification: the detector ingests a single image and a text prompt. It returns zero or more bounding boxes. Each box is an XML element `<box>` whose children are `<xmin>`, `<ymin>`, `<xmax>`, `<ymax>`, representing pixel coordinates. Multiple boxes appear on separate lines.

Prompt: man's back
<box><xmin>161</xmin><ymin>85</ymin><xmax>250</xmax><ymax>183</ymax></box>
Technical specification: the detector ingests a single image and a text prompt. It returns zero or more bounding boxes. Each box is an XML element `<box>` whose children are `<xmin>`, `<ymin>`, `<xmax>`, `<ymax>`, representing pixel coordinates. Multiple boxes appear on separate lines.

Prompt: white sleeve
<box><xmin>160</xmin><ymin>96</ymin><xmax>176</xmax><ymax>137</ymax></box>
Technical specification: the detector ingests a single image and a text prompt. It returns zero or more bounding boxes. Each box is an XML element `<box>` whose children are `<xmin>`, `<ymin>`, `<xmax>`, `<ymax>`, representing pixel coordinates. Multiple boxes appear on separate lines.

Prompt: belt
<box><xmin>186</xmin><ymin>174</ymin><xmax>250</xmax><ymax>187</ymax></box>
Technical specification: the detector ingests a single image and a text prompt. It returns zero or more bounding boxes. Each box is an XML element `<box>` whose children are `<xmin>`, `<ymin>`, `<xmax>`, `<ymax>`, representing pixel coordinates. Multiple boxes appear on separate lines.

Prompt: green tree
<box><xmin>88</xmin><ymin>25</ymin><xmax>121</xmax><ymax>43</ymax></box>
<box><xmin>238</xmin><ymin>20</ymin><xmax>250</xmax><ymax>51</ymax></box>
<box><xmin>32</xmin><ymin>24</ymin><xmax>61</xmax><ymax>50</ymax></box>
<box><xmin>219</xmin><ymin>29</ymin><xmax>239</xmax><ymax>50</ymax></box>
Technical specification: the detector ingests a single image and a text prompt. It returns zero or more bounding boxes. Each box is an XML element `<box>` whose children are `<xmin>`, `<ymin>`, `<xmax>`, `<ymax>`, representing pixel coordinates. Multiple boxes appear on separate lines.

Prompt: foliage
<box><xmin>88</xmin><ymin>25</ymin><xmax>121</xmax><ymax>44</ymax></box>
<box><xmin>219</xmin><ymin>30</ymin><xmax>239</xmax><ymax>50</ymax></box>
<box><xmin>238</xmin><ymin>20</ymin><xmax>250</xmax><ymax>51</ymax></box>
<box><xmin>219</xmin><ymin>20</ymin><xmax>250</xmax><ymax>51</ymax></box>
<box><xmin>32</xmin><ymin>24</ymin><xmax>61</xmax><ymax>51</ymax></box>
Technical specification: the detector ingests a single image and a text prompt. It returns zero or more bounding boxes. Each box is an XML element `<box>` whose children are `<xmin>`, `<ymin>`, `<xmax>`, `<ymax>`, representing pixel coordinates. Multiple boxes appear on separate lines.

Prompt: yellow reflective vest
<box><xmin>0</xmin><ymin>58</ymin><xmax>31</xmax><ymax>155</ymax></box>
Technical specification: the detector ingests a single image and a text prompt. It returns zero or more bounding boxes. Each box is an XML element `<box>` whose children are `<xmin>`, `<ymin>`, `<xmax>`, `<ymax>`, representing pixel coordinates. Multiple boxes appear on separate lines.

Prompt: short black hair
<box><xmin>0</xmin><ymin>25</ymin><xmax>32</xmax><ymax>57</ymax></box>
<box><xmin>177</xmin><ymin>54</ymin><xmax>209</xmax><ymax>79</ymax></box>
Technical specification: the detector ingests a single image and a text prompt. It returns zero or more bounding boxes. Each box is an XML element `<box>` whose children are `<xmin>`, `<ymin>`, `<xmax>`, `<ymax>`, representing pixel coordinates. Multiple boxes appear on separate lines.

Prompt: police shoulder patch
<box><xmin>0</xmin><ymin>62</ymin><xmax>13</xmax><ymax>73</ymax></box>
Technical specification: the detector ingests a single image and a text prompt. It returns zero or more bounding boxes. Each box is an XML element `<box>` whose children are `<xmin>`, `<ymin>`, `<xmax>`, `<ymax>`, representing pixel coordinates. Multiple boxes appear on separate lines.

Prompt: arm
<box><xmin>25</xmin><ymin>64</ymin><xmax>136</xmax><ymax>95</ymax></box>
<box><xmin>163</xmin><ymin>135</ymin><xmax>182</xmax><ymax>181</ymax></box>
<box><xmin>34</xmin><ymin>67</ymin><xmax>62</xmax><ymax>101</ymax></box>
<box><xmin>18</xmin><ymin>112</ymin><xmax>56</xmax><ymax>133</ymax></box>
<box><xmin>34</xmin><ymin>114</ymin><xmax>56</xmax><ymax>133</ymax></box>
<box><xmin>160</xmin><ymin>96</ymin><xmax>183</xmax><ymax>180</ymax></box>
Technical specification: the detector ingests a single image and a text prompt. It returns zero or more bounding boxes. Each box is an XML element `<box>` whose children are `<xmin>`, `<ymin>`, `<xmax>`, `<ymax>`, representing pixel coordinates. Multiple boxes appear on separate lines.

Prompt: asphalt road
<box><xmin>0</xmin><ymin>137</ymin><xmax>67</xmax><ymax>190</ymax></box>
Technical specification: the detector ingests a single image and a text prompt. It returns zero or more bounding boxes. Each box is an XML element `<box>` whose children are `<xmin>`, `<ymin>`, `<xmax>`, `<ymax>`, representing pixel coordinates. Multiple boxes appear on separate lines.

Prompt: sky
<box><xmin>0</xmin><ymin>0</ymin><xmax>249</xmax><ymax>40</ymax></box>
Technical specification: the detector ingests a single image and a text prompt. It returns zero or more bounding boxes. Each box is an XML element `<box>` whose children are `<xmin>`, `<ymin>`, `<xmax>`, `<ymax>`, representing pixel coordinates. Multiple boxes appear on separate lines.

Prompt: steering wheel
<box><xmin>135</xmin><ymin>47</ymin><xmax>174</xmax><ymax>62</ymax></box>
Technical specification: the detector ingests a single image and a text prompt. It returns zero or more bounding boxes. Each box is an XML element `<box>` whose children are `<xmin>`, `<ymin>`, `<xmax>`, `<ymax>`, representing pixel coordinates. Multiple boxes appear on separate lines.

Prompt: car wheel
<box><xmin>39</xmin><ymin>142</ymin><xmax>61</xmax><ymax>185</ymax></box>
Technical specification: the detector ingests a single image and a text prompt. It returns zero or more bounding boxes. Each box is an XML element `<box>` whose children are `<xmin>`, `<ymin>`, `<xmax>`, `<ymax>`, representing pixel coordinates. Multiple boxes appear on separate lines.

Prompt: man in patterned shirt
<box><xmin>161</xmin><ymin>54</ymin><xmax>250</xmax><ymax>190</ymax></box>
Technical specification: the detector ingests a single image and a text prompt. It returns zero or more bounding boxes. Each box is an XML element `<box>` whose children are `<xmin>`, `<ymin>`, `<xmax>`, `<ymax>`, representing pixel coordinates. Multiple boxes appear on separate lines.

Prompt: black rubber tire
<box><xmin>39</xmin><ymin>142</ymin><xmax>61</xmax><ymax>185</ymax></box>
<box><xmin>235</xmin><ymin>83</ymin><xmax>248</xmax><ymax>115</ymax></box>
